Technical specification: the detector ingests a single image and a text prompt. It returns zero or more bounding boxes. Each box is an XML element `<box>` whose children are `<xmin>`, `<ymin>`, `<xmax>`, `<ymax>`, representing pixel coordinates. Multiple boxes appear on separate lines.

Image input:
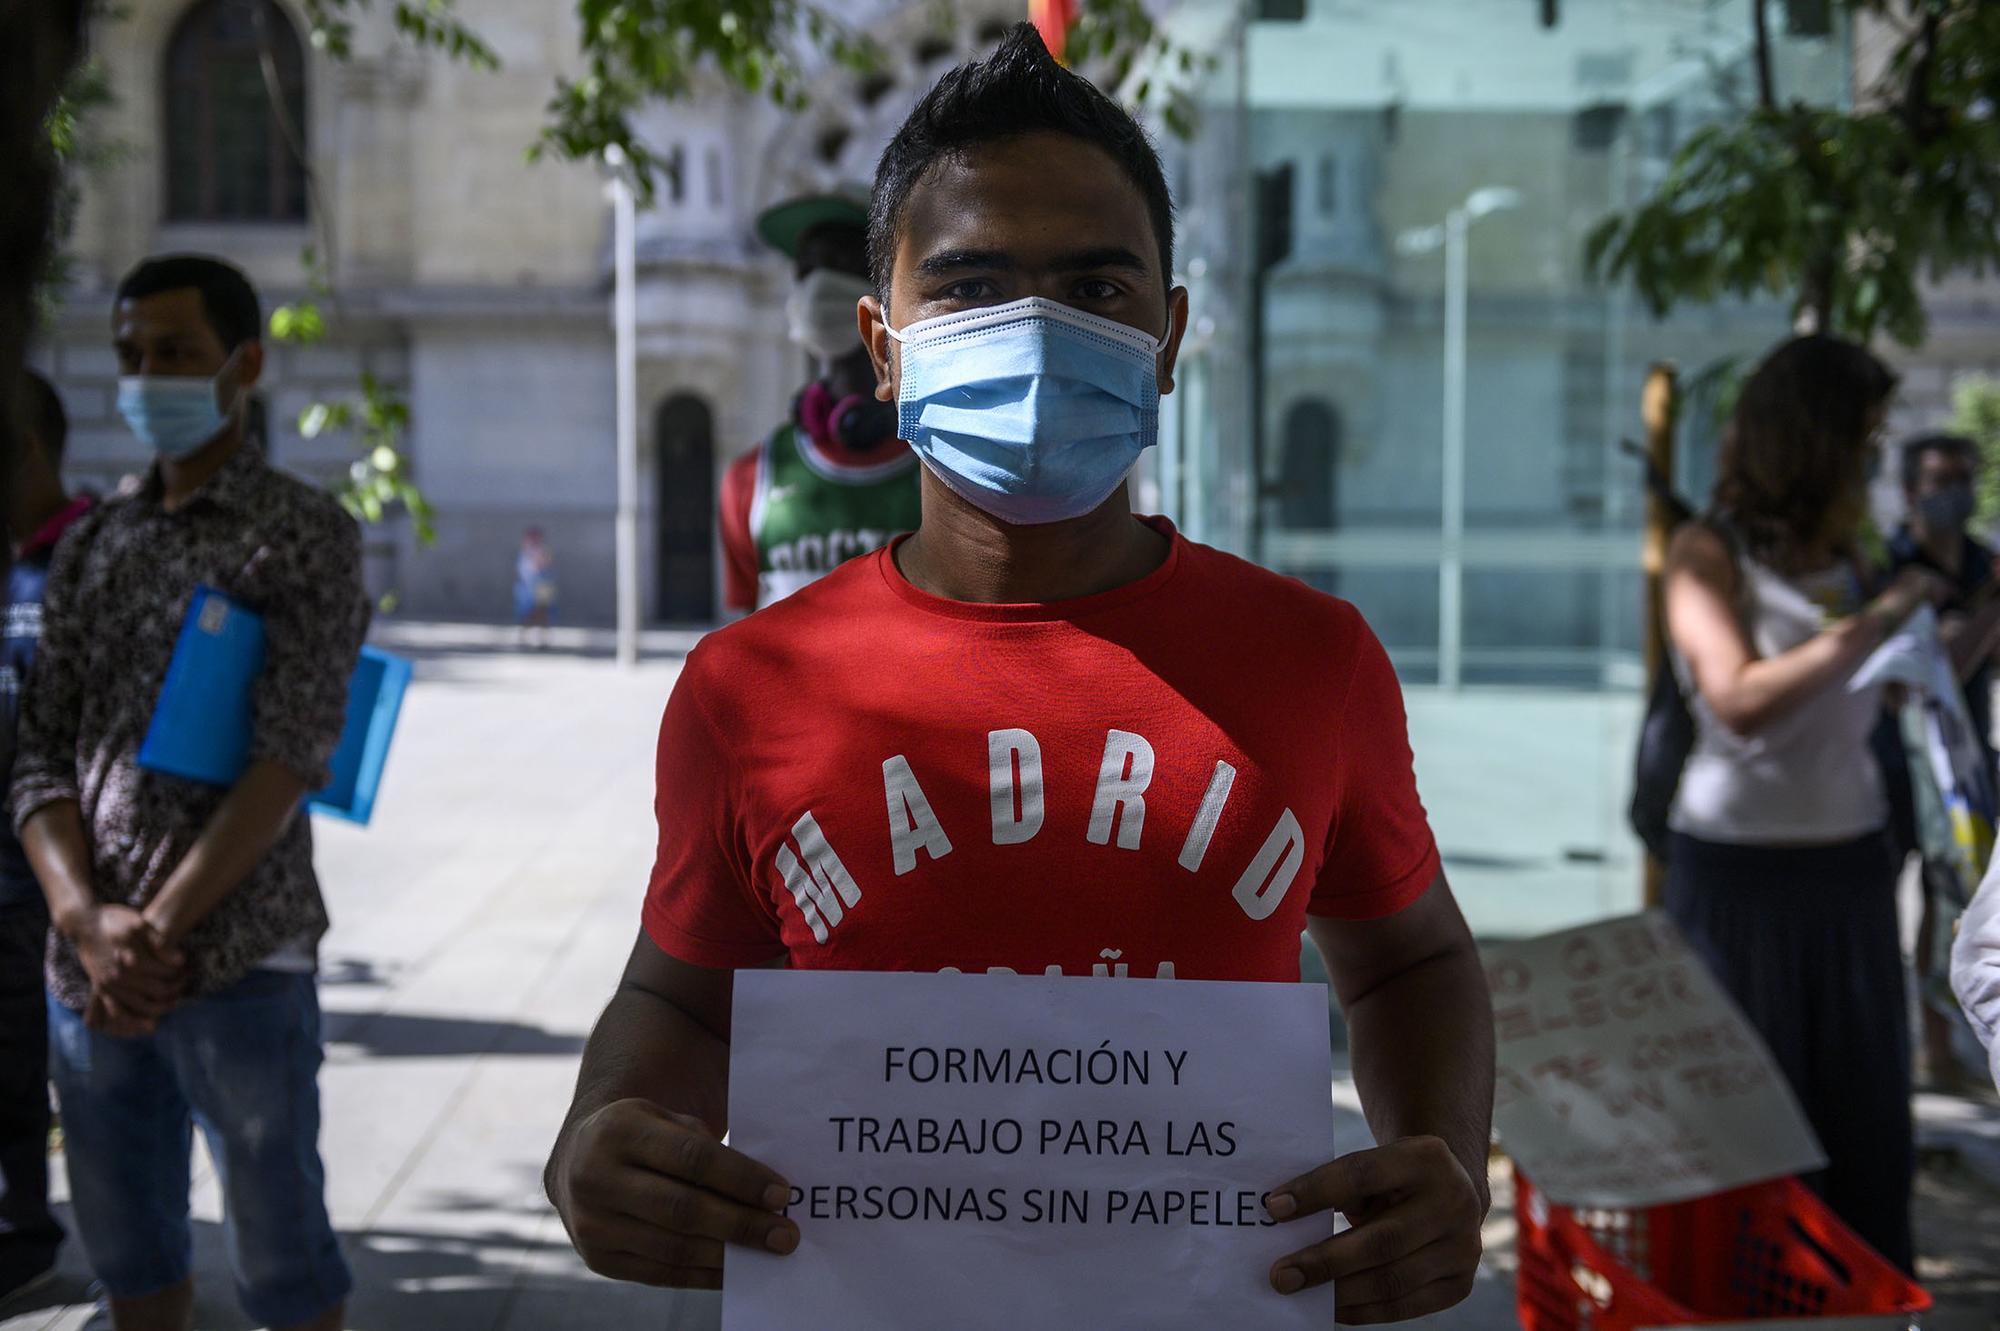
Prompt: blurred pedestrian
<box><xmin>1888</xmin><ymin>431</ymin><xmax>2000</xmax><ymax>1089</ymax></box>
<box><xmin>1956</xmin><ymin>860</ymin><xmax>2000</xmax><ymax>1092</ymax></box>
<box><xmin>11</xmin><ymin>254</ymin><xmax>366</xmax><ymax>1331</ymax></box>
<box><xmin>515</xmin><ymin>526</ymin><xmax>557</xmax><ymax>646</ymax></box>
<box><xmin>0</xmin><ymin>370</ymin><xmax>91</xmax><ymax>1302</ymax></box>
<box><xmin>717</xmin><ymin>191</ymin><xmax>921</xmax><ymax>613</ymax></box>
<box><xmin>1663</xmin><ymin>333</ymin><xmax>1949</xmax><ymax>1272</ymax></box>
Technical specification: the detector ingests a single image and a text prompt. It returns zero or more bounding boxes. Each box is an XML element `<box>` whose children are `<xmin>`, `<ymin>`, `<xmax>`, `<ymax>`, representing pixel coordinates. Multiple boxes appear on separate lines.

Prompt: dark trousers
<box><xmin>0</xmin><ymin>901</ymin><xmax>61</xmax><ymax>1284</ymax></box>
<box><xmin>1665</xmin><ymin>831</ymin><xmax>1914</xmax><ymax>1273</ymax></box>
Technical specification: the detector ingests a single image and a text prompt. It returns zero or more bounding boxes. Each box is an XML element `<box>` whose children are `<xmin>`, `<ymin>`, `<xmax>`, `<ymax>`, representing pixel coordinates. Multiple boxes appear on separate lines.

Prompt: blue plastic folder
<box><xmin>137</xmin><ymin>586</ymin><xmax>410</xmax><ymax>825</ymax></box>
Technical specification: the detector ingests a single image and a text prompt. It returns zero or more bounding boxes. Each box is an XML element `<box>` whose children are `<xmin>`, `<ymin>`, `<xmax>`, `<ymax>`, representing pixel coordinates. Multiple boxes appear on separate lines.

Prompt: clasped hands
<box><xmin>69</xmin><ymin>902</ymin><xmax>185</xmax><ymax>1037</ymax></box>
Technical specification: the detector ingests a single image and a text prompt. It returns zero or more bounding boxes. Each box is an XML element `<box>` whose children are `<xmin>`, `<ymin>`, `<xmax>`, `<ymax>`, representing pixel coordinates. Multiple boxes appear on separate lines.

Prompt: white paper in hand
<box><xmin>723</xmin><ymin>970</ymin><xmax>1336</xmax><ymax>1331</ymax></box>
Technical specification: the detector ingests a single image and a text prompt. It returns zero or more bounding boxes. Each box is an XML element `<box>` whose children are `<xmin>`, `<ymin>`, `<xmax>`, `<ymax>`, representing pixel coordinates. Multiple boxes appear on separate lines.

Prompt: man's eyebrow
<box><xmin>1050</xmin><ymin>246</ymin><xmax>1149</xmax><ymax>274</ymax></box>
<box><xmin>915</xmin><ymin>248</ymin><xmax>1016</xmax><ymax>276</ymax></box>
<box><xmin>914</xmin><ymin>246</ymin><xmax>1153</xmax><ymax>278</ymax></box>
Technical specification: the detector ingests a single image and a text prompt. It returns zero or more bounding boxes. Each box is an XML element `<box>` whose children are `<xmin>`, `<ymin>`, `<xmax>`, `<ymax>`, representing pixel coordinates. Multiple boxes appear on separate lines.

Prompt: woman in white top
<box><xmin>1665</xmin><ymin>334</ymin><xmax>1949</xmax><ymax>1274</ymax></box>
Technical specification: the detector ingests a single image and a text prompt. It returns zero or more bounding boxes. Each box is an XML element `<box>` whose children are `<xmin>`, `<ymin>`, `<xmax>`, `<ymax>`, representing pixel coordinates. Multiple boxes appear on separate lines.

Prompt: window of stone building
<box><xmin>164</xmin><ymin>0</ymin><xmax>307</xmax><ymax>222</ymax></box>
<box><xmin>1278</xmin><ymin>398</ymin><xmax>1340</xmax><ymax>530</ymax></box>
<box><xmin>665</xmin><ymin>144</ymin><xmax>686</xmax><ymax>206</ymax></box>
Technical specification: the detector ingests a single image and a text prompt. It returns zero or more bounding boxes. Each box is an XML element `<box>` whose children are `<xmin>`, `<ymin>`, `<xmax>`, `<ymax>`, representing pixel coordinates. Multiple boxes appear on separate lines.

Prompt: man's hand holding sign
<box><xmin>548</xmin><ymin>23</ymin><xmax>1494</xmax><ymax>1325</ymax></box>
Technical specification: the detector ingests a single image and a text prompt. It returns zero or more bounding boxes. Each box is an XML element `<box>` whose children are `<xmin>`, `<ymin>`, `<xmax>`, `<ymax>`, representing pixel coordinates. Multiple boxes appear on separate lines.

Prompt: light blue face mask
<box><xmin>116</xmin><ymin>350</ymin><xmax>241</xmax><ymax>459</ymax></box>
<box><xmin>887</xmin><ymin>297</ymin><xmax>1166</xmax><ymax>525</ymax></box>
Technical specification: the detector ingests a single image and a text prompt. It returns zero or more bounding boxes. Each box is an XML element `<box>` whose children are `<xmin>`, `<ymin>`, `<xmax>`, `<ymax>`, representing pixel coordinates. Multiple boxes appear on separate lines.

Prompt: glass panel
<box><xmin>1156</xmin><ymin>0</ymin><xmax>1853</xmax><ymax>934</ymax></box>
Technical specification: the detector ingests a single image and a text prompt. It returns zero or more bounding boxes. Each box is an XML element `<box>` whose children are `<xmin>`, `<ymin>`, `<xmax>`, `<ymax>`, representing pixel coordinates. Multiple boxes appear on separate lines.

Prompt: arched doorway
<box><xmin>1278</xmin><ymin>397</ymin><xmax>1341</xmax><ymax>596</ymax></box>
<box><xmin>655</xmin><ymin>393</ymin><xmax>716</xmax><ymax>622</ymax></box>
<box><xmin>1278</xmin><ymin>397</ymin><xmax>1340</xmax><ymax>529</ymax></box>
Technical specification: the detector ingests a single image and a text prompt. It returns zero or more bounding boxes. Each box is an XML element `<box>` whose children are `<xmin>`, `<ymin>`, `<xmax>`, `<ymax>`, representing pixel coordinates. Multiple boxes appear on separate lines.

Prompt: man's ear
<box><xmin>1156</xmin><ymin>286</ymin><xmax>1191</xmax><ymax>396</ymax></box>
<box><xmin>858</xmin><ymin>294</ymin><xmax>897</xmax><ymax>404</ymax></box>
<box><xmin>236</xmin><ymin>339</ymin><xmax>266</xmax><ymax>393</ymax></box>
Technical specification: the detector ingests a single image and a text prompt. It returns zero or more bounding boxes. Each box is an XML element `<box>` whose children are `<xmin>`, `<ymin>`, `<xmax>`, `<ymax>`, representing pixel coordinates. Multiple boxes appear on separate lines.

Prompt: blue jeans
<box><xmin>47</xmin><ymin>970</ymin><xmax>351</xmax><ymax>1325</ymax></box>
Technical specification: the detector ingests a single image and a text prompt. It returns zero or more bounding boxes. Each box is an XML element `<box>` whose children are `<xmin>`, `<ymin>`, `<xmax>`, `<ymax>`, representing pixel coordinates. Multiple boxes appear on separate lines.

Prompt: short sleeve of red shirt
<box><xmin>718</xmin><ymin>449</ymin><xmax>761</xmax><ymax>613</ymax></box>
<box><xmin>641</xmin><ymin>661</ymin><xmax>785</xmax><ymax>967</ymax></box>
<box><xmin>1309</xmin><ymin>612</ymin><xmax>1441</xmax><ymax>920</ymax></box>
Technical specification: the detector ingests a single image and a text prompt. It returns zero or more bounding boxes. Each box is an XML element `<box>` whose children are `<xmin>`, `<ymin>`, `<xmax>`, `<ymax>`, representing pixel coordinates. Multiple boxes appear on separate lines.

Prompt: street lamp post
<box><xmin>1397</xmin><ymin>186</ymin><xmax>1519</xmax><ymax>690</ymax></box>
<box><xmin>606</xmin><ymin>148</ymin><xmax>640</xmax><ymax>669</ymax></box>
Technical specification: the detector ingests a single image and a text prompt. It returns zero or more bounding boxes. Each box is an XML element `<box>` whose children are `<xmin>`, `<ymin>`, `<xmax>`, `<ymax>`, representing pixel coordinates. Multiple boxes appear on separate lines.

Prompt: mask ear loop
<box><xmin>211</xmin><ymin>344</ymin><xmax>247</xmax><ymax>419</ymax></box>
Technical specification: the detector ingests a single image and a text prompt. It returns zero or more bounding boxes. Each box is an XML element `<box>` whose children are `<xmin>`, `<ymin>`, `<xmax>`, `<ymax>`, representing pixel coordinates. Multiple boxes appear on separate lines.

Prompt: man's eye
<box><xmin>1074</xmin><ymin>280</ymin><xmax>1122</xmax><ymax>300</ymax></box>
<box><xmin>941</xmin><ymin>280</ymin><xmax>994</xmax><ymax>302</ymax></box>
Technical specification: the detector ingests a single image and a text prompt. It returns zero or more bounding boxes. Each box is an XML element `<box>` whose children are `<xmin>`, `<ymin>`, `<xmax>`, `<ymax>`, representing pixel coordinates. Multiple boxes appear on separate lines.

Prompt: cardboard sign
<box><xmin>723</xmin><ymin>970</ymin><xmax>1337</xmax><ymax>1330</ymax></box>
<box><xmin>1485</xmin><ymin>912</ymin><xmax>1825</xmax><ymax>1208</ymax></box>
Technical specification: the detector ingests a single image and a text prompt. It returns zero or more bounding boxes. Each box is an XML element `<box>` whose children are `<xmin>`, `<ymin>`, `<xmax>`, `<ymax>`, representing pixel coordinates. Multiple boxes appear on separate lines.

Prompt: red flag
<box><xmin>1029</xmin><ymin>0</ymin><xmax>1079</xmax><ymax>63</ymax></box>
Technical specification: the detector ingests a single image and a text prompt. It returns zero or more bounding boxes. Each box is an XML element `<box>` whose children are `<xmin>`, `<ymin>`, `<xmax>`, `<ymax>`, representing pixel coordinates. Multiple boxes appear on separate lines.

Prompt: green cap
<box><xmin>754</xmin><ymin>191</ymin><xmax>870</xmax><ymax>259</ymax></box>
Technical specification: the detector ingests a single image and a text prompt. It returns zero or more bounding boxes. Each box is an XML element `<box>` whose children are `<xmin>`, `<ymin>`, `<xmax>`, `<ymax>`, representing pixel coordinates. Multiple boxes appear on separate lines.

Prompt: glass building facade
<box><xmin>1135</xmin><ymin>1</ymin><xmax>1854</xmax><ymax>930</ymax></box>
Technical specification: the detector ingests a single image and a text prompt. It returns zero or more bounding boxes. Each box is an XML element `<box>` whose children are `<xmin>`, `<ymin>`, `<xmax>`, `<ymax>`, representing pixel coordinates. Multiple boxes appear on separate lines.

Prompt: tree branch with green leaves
<box><xmin>1586</xmin><ymin>0</ymin><xmax>2000</xmax><ymax>347</ymax></box>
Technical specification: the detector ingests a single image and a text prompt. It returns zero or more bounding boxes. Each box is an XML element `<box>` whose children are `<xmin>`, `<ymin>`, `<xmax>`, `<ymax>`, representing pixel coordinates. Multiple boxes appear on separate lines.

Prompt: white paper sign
<box><xmin>723</xmin><ymin>970</ymin><xmax>1336</xmax><ymax>1331</ymax></box>
<box><xmin>1850</xmin><ymin>603</ymin><xmax>1950</xmax><ymax>695</ymax></box>
<box><xmin>1485</xmin><ymin>912</ymin><xmax>1825</xmax><ymax>1208</ymax></box>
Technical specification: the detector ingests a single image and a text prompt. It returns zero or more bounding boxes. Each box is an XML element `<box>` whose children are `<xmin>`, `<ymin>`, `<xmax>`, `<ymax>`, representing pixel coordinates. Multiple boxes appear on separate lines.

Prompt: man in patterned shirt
<box><xmin>12</xmin><ymin>255</ymin><xmax>366</xmax><ymax>1331</ymax></box>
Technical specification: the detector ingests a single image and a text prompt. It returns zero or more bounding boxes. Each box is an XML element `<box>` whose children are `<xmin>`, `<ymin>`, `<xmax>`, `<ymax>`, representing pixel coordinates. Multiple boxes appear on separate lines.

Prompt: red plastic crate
<box><xmin>1515</xmin><ymin>1170</ymin><xmax>1930</xmax><ymax>1330</ymax></box>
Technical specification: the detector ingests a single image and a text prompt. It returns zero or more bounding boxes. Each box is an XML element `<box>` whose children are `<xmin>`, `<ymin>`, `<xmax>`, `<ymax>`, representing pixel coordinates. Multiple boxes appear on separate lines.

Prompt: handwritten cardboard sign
<box><xmin>723</xmin><ymin>970</ymin><xmax>1337</xmax><ymax>1330</ymax></box>
<box><xmin>1484</xmin><ymin>912</ymin><xmax>1825</xmax><ymax>1208</ymax></box>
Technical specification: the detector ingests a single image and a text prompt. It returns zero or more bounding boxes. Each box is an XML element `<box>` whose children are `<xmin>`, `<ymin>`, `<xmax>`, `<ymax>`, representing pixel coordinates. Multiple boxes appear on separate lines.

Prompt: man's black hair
<box><xmin>867</xmin><ymin>22</ymin><xmax>1175</xmax><ymax>300</ymax></box>
<box><xmin>115</xmin><ymin>253</ymin><xmax>262</xmax><ymax>350</ymax></box>
<box><xmin>1901</xmin><ymin>431</ymin><xmax>1979</xmax><ymax>493</ymax></box>
<box><xmin>18</xmin><ymin>368</ymin><xmax>67</xmax><ymax>465</ymax></box>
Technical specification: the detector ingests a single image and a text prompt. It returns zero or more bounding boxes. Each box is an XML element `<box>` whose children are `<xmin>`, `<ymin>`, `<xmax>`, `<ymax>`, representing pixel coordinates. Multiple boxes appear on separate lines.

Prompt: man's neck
<box><xmin>1915</xmin><ymin>522</ymin><xmax>1966</xmax><ymax>573</ymax></box>
<box><xmin>159</xmin><ymin>425</ymin><xmax>245</xmax><ymax>512</ymax></box>
<box><xmin>895</xmin><ymin>474</ymin><xmax>1169</xmax><ymax>604</ymax></box>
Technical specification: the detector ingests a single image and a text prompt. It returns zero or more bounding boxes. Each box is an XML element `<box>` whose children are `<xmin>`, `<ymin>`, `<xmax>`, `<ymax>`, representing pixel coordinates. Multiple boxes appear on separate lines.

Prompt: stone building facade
<box><xmin>35</xmin><ymin>0</ymin><xmax>2000</xmax><ymax>655</ymax></box>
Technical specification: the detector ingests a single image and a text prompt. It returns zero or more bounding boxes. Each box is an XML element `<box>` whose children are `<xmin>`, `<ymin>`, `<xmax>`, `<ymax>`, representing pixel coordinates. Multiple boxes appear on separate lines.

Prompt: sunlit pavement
<box><xmin>1</xmin><ymin>626</ymin><xmax>1994</xmax><ymax>1329</ymax></box>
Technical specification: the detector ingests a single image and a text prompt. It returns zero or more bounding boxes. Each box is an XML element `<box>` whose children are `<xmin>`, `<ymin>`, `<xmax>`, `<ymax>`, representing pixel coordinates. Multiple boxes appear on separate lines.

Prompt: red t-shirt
<box><xmin>644</xmin><ymin>517</ymin><xmax>1440</xmax><ymax>982</ymax></box>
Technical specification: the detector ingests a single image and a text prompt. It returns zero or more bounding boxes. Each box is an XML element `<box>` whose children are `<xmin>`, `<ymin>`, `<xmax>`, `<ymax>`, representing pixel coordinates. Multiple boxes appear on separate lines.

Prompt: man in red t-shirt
<box><xmin>548</xmin><ymin>25</ymin><xmax>1493</xmax><ymax>1323</ymax></box>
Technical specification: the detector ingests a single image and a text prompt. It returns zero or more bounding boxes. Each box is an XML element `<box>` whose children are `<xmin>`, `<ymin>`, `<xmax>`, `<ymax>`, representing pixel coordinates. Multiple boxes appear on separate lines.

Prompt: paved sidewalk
<box><xmin>0</xmin><ymin>637</ymin><xmax>1994</xmax><ymax>1330</ymax></box>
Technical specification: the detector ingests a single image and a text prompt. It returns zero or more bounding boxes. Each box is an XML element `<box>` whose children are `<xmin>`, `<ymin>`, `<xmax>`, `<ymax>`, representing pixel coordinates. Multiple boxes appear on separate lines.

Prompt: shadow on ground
<box><xmin>0</xmin><ymin>1215</ymin><xmax>694</xmax><ymax>1331</ymax></box>
<box><xmin>321</xmin><ymin>1012</ymin><xmax>585</xmax><ymax>1059</ymax></box>
<box><xmin>1915</xmin><ymin>1150</ymin><xmax>2000</xmax><ymax>1329</ymax></box>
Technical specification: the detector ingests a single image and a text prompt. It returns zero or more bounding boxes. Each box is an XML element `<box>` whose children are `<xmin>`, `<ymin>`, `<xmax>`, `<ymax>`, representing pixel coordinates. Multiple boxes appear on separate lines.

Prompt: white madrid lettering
<box><xmin>1177</xmin><ymin>760</ymin><xmax>1238</xmax><ymax>872</ymax></box>
<box><xmin>1086</xmin><ymin>729</ymin><xmax>1154</xmax><ymax>850</ymax></box>
<box><xmin>1231</xmin><ymin>808</ymin><xmax>1305</xmax><ymax>921</ymax></box>
<box><xmin>988</xmin><ymin>728</ymin><xmax>1045</xmax><ymax>846</ymax></box>
<box><xmin>775</xmin><ymin>811</ymin><xmax>862</xmax><ymax>943</ymax></box>
<box><xmin>884</xmin><ymin>755</ymin><xmax>954</xmax><ymax>875</ymax></box>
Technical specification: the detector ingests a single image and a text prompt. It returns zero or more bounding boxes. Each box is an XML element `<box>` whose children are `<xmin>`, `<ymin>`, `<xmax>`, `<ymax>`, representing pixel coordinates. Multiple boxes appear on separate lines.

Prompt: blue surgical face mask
<box><xmin>116</xmin><ymin>350</ymin><xmax>242</xmax><ymax>458</ymax></box>
<box><xmin>887</xmin><ymin>297</ymin><xmax>1166</xmax><ymax>525</ymax></box>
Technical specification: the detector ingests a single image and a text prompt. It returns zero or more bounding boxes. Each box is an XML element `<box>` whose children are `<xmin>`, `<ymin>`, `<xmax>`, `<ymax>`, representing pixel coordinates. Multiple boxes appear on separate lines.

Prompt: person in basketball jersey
<box><xmin>718</xmin><ymin>193</ymin><xmax>922</xmax><ymax>612</ymax></box>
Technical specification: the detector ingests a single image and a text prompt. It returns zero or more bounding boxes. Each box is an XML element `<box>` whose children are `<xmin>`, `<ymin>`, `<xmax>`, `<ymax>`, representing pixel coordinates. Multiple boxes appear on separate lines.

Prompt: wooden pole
<box><xmin>1640</xmin><ymin>362</ymin><xmax>1679</xmax><ymax>909</ymax></box>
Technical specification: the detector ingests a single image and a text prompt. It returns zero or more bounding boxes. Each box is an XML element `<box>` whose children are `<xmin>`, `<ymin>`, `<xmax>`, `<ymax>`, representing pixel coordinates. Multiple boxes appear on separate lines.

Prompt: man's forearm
<box><xmin>563</xmin><ymin>982</ymin><xmax>731</xmax><ymax>1137</ymax></box>
<box><xmin>22</xmin><ymin>799</ymin><xmax>98</xmax><ymax>933</ymax></box>
<box><xmin>144</xmin><ymin>759</ymin><xmax>307</xmax><ymax>945</ymax></box>
<box><xmin>1343</xmin><ymin>940</ymin><xmax>1496</xmax><ymax>1213</ymax></box>
<box><xmin>550</xmin><ymin>981</ymin><xmax>732</xmax><ymax>1202</ymax></box>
